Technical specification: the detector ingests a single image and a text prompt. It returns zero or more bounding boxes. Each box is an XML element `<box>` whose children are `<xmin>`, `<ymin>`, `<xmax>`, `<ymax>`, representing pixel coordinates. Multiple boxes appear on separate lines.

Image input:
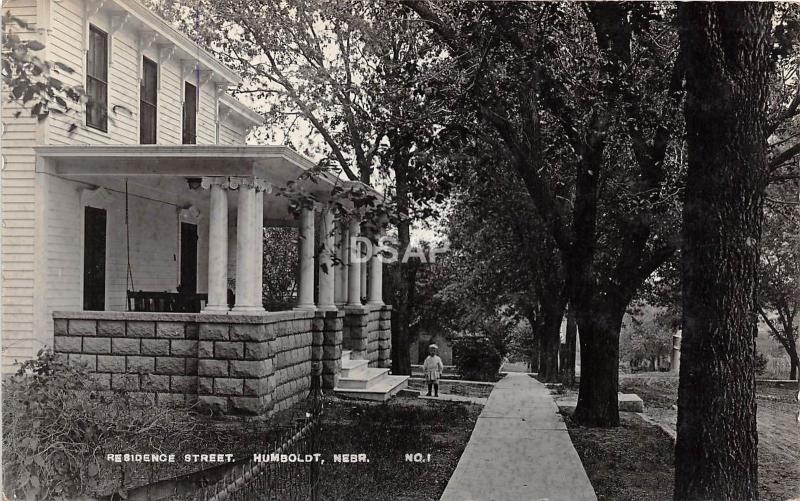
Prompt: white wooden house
<box><xmin>1</xmin><ymin>0</ymin><xmax>405</xmax><ymax>411</ymax></box>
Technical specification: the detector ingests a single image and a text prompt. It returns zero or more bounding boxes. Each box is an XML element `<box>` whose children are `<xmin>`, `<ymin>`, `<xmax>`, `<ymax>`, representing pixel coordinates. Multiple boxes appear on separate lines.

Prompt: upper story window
<box><xmin>182</xmin><ymin>81</ymin><xmax>197</xmax><ymax>144</ymax></box>
<box><xmin>86</xmin><ymin>25</ymin><xmax>108</xmax><ymax>132</ymax></box>
<box><xmin>140</xmin><ymin>57</ymin><xmax>158</xmax><ymax>144</ymax></box>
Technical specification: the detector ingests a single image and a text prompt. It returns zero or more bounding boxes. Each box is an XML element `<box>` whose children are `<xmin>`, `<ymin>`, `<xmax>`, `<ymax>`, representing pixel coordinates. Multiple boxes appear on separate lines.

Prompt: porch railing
<box><xmin>127</xmin><ymin>291</ymin><xmax>208</xmax><ymax>313</ymax></box>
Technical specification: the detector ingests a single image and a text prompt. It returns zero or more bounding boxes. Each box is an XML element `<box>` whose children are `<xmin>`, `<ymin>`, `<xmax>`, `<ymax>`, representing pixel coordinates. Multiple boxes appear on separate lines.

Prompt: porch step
<box><xmin>337</xmin><ymin>367</ymin><xmax>391</xmax><ymax>389</ymax></box>
<box><xmin>342</xmin><ymin>350</ymin><xmax>351</xmax><ymax>362</ymax></box>
<box><xmin>334</xmin><ymin>375</ymin><xmax>410</xmax><ymax>402</ymax></box>
<box><xmin>340</xmin><ymin>358</ymin><xmax>370</xmax><ymax>379</ymax></box>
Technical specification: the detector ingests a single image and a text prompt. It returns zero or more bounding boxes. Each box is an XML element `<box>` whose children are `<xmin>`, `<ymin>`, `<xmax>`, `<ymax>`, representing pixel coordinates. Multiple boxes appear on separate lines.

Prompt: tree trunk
<box><xmin>526</xmin><ymin>311</ymin><xmax>541</xmax><ymax>373</ymax></box>
<box><xmin>573</xmin><ymin>299</ymin><xmax>625</xmax><ymax>427</ymax></box>
<box><xmin>787</xmin><ymin>334</ymin><xmax>799</xmax><ymax>382</ymax></box>
<box><xmin>560</xmin><ymin>306</ymin><xmax>577</xmax><ymax>385</ymax></box>
<box><xmin>539</xmin><ymin>302</ymin><xmax>564</xmax><ymax>383</ymax></box>
<box><xmin>390</xmin><ymin>153</ymin><xmax>414</xmax><ymax>376</ymax></box>
<box><xmin>675</xmin><ymin>4</ymin><xmax>772</xmax><ymax>499</ymax></box>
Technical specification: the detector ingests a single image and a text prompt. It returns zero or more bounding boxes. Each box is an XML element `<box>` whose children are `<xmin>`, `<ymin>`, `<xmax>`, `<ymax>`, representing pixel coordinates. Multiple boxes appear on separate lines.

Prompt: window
<box><xmin>140</xmin><ymin>57</ymin><xmax>158</xmax><ymax>144</ymax></box>
<box><xmin>86</xmin><ymin>25</ymin><xmax>108</xmax><ymax>131</ymax></box>
<box><xmin>182</xmin><ymin>81</ymin><xmax>197</xmax><ymax>144</ymax></box>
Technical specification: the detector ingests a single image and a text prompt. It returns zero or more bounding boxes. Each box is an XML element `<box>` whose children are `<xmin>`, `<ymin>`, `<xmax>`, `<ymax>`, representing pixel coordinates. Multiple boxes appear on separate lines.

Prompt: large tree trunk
<box><xmin>675</xmin><ymin>4</ymin><xmax>772</xmax><ymax>499</ymax></box>
<box><xmin>790</xmin><ymin>356</ymin><xmax>798</xmax><ymax>382</ymax></box>
<box><xmin>560</xmin><ymin>305</ymin><xmax>577</xmax><ymax>385</ymax></box>
<box><xmin>573</xmin><ymin>298</ymin><xmax>626</xmax><ymax>427</ymax></box>
<box><xmin>390</xmin><ymin>152</ymin><xmax>414</xmax><ymax>376</ymax></box>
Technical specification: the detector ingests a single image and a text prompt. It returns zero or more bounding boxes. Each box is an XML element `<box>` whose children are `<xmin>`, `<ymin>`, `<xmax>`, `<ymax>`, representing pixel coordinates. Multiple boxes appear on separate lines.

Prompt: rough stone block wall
<box><xmin>272</xmin><ymin>315</ymin><xmax>313</xmax><ymax>413</ymax></box>
<box><xmin>312</xmin><ymin>310</ymin><xmax>343</xmax><ymax>389</ymax></box>
<box><xmin>378</xmin><ymin>306</ymin><xmax>392</xmax><ymax>368</ymax></box>
<box><xmin>195</xmin><ymin>318</ymin><xmax>277</xmax><ymax>416</ymax></box>
<box><xmin>366</xmin><ymin>308</ymin><xmax>381</xmax><ymax>367</ymax></box>
<box><xmin>52</xmin><ymin>310</ymin><xmax>316</xmax><ymax>416</ymax></box>
<box><xmin>52</xmin><ymin>314</ymin><xmax>201</xmax><ymax>407</ymax></box>
<box><xmin>342</xmin><ymin>306</ymin><xmax>368</xmax><ymax>360</ymax></box>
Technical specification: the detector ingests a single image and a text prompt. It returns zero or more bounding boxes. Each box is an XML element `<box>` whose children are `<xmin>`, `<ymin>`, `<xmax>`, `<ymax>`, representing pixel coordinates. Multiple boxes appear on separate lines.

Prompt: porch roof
<box><xmin>35</xmin><ymin>144</ymin><xmax>339</xmax><ymax>191</ymax></box>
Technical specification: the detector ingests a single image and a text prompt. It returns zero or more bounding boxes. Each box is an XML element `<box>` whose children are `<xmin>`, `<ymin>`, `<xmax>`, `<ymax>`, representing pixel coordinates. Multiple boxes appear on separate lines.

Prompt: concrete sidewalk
<box><xmin>440</xmin><ymin>373</ymin><xmax>597</xmax><ymax>501</ymax></box>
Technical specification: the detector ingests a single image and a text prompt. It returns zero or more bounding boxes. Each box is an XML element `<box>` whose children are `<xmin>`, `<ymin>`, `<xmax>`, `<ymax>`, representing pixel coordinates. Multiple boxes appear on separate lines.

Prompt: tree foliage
<box><xmin>758</xmin><ymin>183</ymin><xmax>800</xmax><ymax>379</ymax></box>
<box><xmin>2</xmin><ymin>11</ymin><xmax>84</xmax><ymax>128</ymax></box>
<box><xmin>623</xmin><ymin>305</ymin><xmax>677</xmax><ymax>371</ymax></box>
<box><xmin>404</xmin><ymin>1</ymin><xmax>686</xmax><ymax>425</ymax></box>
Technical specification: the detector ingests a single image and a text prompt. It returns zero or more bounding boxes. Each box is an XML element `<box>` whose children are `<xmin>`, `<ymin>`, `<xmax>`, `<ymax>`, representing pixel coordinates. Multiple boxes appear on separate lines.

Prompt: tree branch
<box><xmin>770</xmin><ymin>140</ymin><xmax>800</xmax><ymax>172</ymax></box>
<box><xmin>769</xmin><ymin>91</ymin><xmax>800</xmax><ymax>136</ymax></box>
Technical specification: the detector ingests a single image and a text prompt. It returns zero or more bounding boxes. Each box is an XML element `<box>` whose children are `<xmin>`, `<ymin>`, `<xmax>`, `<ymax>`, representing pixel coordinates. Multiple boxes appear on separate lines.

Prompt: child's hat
<box><xmin>429</xmin><ymin>344</ymin><xmax>438</xmax><ymax>349</ymax></box>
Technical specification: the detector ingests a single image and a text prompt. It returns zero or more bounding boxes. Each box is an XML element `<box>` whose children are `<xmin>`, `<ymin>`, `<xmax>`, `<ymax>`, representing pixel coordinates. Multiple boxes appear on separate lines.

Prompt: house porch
<box><xmin>37</xmin><ymin>145</ymin><xmax>402</xmax><ymax>413</ymax></box>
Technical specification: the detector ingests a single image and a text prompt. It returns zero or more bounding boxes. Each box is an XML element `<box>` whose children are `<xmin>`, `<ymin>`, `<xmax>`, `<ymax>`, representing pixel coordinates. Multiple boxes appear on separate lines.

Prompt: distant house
<box><xmin>1</xmin><ymin>0</ymin><xmax>406</xmax><ymax>413</ymax></box>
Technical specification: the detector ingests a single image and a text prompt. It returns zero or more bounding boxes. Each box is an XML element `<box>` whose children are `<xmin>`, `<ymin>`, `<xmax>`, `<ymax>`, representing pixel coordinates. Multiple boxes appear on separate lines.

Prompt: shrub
<box><xmin>452</xmin><ymin>336</ymin><xmax>503</xmax><ymax>381</ymax></box>
<box><xmin>2</xmin><ymin>349</ymin><xmax>199</xmax><ymax>499</ymax></box>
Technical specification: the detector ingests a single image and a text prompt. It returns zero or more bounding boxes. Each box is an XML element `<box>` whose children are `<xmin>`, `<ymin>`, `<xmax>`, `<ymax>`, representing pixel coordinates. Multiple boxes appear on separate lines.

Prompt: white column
<box><xmin>232</xmin><ymin>178</ymin><xmax>264</xmax><ymax>313</ymax></box>
<box><xmin>317</xmin><ymin>208</ymin><xmax>336</xmax><ymax>310</ymax></box>
<box><xmin>347</xmin><ymin>217</ymin><xmax>362</xmax><ymax>306</ymax></box>
<box><xmin>202</xmin><ymin>177</ymin><xmax>229</xmax><ymax>313</ymax></box>
<box><xmin>296</xmin><ymin>206</ymin><xmax>316</xmax><ymax>310</ymax></box>
<box><xmin>360</xmin><ymin>234</ymin><xmax>368</xmax><ymax>303</ymax></box>
<box><xmin>334</xmin><ymin>221</ymin><xmax>348</xmax><ymax>306</ymax></box>
<box><xmin>254</xmin><ymin>189</ymin><xmax>265</xmax><ymax>310</ymax></box>
<box><xmin>368</xmin><ymin>230</ymin><xmax>383</xmax><ymax>305</ymax></box>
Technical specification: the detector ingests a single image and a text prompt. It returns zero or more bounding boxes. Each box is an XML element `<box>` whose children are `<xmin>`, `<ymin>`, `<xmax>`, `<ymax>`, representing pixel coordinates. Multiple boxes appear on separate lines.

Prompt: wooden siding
<box><xmin>2</xmin><ymin>0</ymin><xmax>40</xmax><ymax>368</ymax></box>
<box><xmin>45</xmin><ymin>0</ymin><xmax>247</xmax><ymax>147</ymax></box>
<box><xmin>1</xmin><ymin>0</ymin><xmax>249</xmax><ymax>369</ymax></box>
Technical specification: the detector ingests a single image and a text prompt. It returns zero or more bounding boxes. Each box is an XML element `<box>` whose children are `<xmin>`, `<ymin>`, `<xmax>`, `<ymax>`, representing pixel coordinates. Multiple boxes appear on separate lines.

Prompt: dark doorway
<box><xmin>180</xmin><ymin>222</ymin><xmax>198</xmax><ymax>293</ymax></box>
<box><xmin>83</xmin><ymin>206</ymin><xmax>107</xmax><ymax>311</ymax></box>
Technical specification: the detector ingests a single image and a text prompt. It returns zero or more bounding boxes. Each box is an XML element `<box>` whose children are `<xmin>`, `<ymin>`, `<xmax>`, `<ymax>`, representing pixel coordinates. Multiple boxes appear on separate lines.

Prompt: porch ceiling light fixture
<box><xmin>186</xmin><ymin>177</ymin><xmax>202</xmax><ymax>190</ymax></box>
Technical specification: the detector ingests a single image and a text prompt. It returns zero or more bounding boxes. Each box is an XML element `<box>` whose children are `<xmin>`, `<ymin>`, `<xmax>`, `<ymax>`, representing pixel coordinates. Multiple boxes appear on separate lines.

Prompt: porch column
<box><xmin>368</xmin><ymin>229</ymin><xmax>384</xmax><ymax>305</ymax></box>
<box><xmin>360</xmin><ymin>236</ymin><xmax>368</xmax><ymax>303</ymax></box>
<box><xmin>317</xmin><ymin>207</ymin><xmax>336</xmax><ymax>310</ymax></box>
<box><xmin>254</xmin><ymin>187</ymin><xmax>266</xmax><ymax>309</ymax></box>
<box><xmin>201</xmin><ymin>177</ymin><xmax>229</xmax><ymax>313</ymax></box>
<box><xmin>231</xmin><ymin>177</ymin><xmax>265</xmax><ymax>313</ymax></box>
<box><xmin>296</xmin><ymin>205</ymin><xmax>316</xmax><ymax>310</ymax></box>
<box><xmin>334</xmin><ymin>221</ymin><xmax>348</xmax><ymax>306</ymax></box>
<box><xmin>347</xmin><ymin>217</ymin><xmax>362</xmax><ymax>306</ymax></box>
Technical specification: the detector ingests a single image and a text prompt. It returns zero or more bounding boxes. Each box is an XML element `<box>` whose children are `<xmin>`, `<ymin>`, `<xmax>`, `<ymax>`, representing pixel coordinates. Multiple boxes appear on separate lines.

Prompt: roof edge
<box><xmin>116</xmin><ymin>0</ymin><xmax>240</xmax><ymax>85</ymax></box>
<box><xmin>219</xmin><ymin>94</ymin><xmax>263</xmax><ymax>127</ymax></box>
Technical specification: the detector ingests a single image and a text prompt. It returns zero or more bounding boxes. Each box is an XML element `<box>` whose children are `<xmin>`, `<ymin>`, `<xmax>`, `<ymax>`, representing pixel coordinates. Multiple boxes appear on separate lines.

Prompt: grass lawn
<box><xmin>125</xmin><ymin>394</ymin><xmax>481</xmax><ymax>500</ymax></box>
<box><xmin>318</xmin><ymin>395</ymin><xmax>482</xmax><ymax>500</ymax></box>
<box><xmin>561</xmin><ymin>376</ymin><xmax>799</xmax><ymax>501</ymax></box>
<box><xmin>564</xmin><ymin>411</ymin><xmax>674</xmax><ymax>501</ymax></box>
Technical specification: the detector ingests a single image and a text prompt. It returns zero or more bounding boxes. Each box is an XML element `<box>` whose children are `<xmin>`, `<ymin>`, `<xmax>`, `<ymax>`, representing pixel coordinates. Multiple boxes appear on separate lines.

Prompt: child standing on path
<box><xmin>423</xmin><ymin>344</ymin><xmax>444</xmax><ymax>397</ymax></box>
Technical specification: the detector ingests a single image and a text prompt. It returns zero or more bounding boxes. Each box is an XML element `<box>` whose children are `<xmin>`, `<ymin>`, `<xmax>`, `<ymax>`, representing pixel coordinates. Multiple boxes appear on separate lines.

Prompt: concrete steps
<box><xmin>340</xmin><ymin>358</ymin><xmax>370</xmax><ymax>379</ymax></box>
<box><xmin>338</xmin><ymin>367</ymin><xmax>391</xmax><ymax>389</ymax></box>
<box><xmin>334</xmin><ymin>350</ymin><xmax>408</xmax><ymax>401</ymax></box>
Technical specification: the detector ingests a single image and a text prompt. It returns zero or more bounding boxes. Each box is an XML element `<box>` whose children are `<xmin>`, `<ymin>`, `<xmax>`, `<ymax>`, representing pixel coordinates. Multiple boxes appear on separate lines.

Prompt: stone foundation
<box><xmin>313</xmin><ymin>310</ymin><xmax>344</xmax><ymax>389</ymax></box>
<box><xmin>377</xmin><ymin>306</ymin><xmax>392</xmax><ymax>367</ymax></box>
<box><xmin>343</xmin><ymin>306</ymin><xmax>369</xmax><ymax>361</ymax></box>
<box><xmin>272</xmin><ymin>315</ymin><xmax>313</xmax><ymax>413</ymax></box>
<box><xmin>343</xmin><ymin>305</ymin><xmax>392</xmax><ymax>368</ymax></box>
<box><xmin>52</xmin><ymin>310</ymin><xmax>314</xmax><ymax>416</ymax></box>
<box><xmin>52</xmin><ymin>305</ymin><xmax>387</xmax><ymax>414</ymax></box>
